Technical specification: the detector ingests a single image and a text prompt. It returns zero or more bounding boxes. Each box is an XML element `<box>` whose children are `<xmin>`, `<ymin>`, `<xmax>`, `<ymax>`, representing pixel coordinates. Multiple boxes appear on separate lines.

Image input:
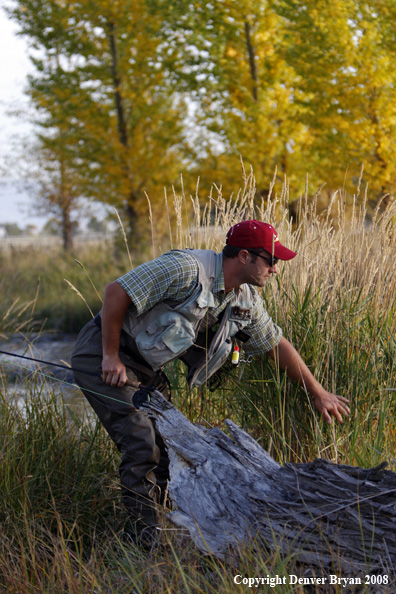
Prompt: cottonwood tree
<box><xmin>154</xmin><ymin>0</ymin><xmax>396</xmax><ymax>208</ymax></box>
<box><xmin>347</xmin><ymin>0</ymin><xmax>396</xmax><ymax>207</ymax></box>
<box><xmin>30</xmin><ymin>138</ymin><xmax>82</xmax><ymax>252</ymax></box>
<box><xmin>152</xmin><ymin>0</ymin><xmax>309</xmax><ymax>197</ymax></box>
<box><xmin>7</xmin><ymin>0</ymin><xmax>396</xmax><ymax>233</ymax></box>
<box><xmin>267</xmin><ymin>0</ymin><xmax>396</xmax><ymax>204</ymax></box>
<box><xmin>6</xmin><ymin>0</ymin><xmax>190</xmax><ymax>246</ymax></box>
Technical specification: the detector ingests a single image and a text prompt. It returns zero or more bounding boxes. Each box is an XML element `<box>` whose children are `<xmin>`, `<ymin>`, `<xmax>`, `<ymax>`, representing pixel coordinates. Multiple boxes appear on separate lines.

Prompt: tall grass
<box><xmin>158</xmin><ymin>170</ymin><xmax>396</xmax><ymax>469</ymax></box>
<box><xmin>1</xmin><ymin>383</ymin><xmax>345</xmax><ymax>594</ymax></box>
<box><xmin>0</xmin><ymin>242</ymin><xmax>132</xmax><ymax>332</ymax></box>
<box><xmin>1</xmin><ymin>171</ymin><xmax>396</xmax><ymax>591</ymax></box>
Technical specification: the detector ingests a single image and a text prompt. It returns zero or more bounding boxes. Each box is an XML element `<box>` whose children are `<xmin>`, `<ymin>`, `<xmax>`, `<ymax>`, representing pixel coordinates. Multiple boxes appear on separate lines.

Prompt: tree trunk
<box><xmin>108</xmin><ymin>21</ymin><xmax>129</xmax><ymax>149</ymax></box>
<box><xmin>58</xmin><ymin>156</ymin><xmax>73</xmax><ymax>253</ymax></box>
<box><xmin>245</xmin><ymin>20</ymin><xmax>258</xmax><ymax>102</ymax></box>
<box><xmin>107</xmin><ymin>21</ymin><xmax>138</xmax><ymax>236</ymax></box>
<box><xmin>145</xmin><ymin>390</ymin><xmax>396</xmax><ymax>576</ymax></box>
<box><xmin>61</xmin><ymin>205</ymin><xmax>73</xmax><ymax>252</ymax></box>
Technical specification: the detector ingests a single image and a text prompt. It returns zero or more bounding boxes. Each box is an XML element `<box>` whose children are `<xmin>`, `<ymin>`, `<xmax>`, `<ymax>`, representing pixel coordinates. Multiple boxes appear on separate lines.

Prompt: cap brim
<box><xmin>274</xmin><ymin>243</ymin><xmax>297</xmax><ymax>261</ymax></box>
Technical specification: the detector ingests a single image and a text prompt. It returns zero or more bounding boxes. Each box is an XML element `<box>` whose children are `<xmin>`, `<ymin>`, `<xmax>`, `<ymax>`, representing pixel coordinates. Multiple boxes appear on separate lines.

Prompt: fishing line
<box><xmin>0</xmin><ymin>349</ymin><xmax>102</xmax><ymax>379</ymax></box>
<box><xmin>0</xmin><ymin>353</ymin><xmax>148</xmax><ymax>408</ymax></box>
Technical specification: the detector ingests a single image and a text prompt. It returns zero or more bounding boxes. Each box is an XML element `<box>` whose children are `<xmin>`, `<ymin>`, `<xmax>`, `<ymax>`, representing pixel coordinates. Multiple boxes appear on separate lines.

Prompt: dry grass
<box><xmin>1</xmin><ymin>170</ymin><xmax>396</xmax><ymax>592</ymax></box>
<box><xmin>152</xmin><ymin>169</ymin><xmax>396</xmax><ymax>468</ymax></box>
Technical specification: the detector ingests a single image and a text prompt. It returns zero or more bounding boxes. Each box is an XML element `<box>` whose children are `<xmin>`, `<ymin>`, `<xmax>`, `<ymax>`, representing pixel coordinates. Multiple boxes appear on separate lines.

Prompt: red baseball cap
<box><xmin>226</xmin><ymin>220</ymin><xmax>297</xmax><ymax>261</ymax></box>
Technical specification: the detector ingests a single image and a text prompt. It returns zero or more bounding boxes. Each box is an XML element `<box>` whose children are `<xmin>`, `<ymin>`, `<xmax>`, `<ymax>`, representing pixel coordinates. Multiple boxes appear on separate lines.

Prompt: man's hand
<box><xmin>313</xmin><ymin>389</ymin><xmax>350</xmax><ymax>424</ymax></box>
<box><xmin>102</xmin><ymin>354</ymin><xmax>128</xmax><ymax>387</ymax></box>
<box><xmin>268</xmin><ymin>337</ymin><xmax>350</xmax><ymax>424</ymax></box>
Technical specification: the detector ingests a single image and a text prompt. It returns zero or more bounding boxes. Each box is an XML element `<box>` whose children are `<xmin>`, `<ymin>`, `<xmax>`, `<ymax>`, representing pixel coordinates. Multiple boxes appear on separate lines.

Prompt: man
<box><xmin>72</xmin><ymin>220</ymin><xmax>350</xmax><ymax>545</ymax></box>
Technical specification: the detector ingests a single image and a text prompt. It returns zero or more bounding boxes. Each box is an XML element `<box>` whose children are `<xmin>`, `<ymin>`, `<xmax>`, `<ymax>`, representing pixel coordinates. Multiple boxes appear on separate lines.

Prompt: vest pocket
<box><xmin>189</xmin><ymin>339</ymin><xmax>233</xmax><ymax>387</ymax></box>
<box><xmin>135</xmin><ymin>312</ymin><xmax>196</xmax><ymax>370</ymax></box>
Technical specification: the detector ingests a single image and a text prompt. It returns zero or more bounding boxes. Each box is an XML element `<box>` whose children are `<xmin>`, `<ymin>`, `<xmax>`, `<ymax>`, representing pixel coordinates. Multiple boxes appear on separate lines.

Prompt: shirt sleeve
<box><xmin>116</xmin><ymin>250</ymin><xmax>200</xmax><ymax>316</ymax></box>
<box><xmin>242</xmin><ymin>287</ymin><xmax>283</xmax><ymax>355</ymax></box>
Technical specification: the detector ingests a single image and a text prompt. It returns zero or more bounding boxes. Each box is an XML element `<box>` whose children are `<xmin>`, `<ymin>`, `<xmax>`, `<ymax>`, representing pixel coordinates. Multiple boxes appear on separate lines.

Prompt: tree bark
<box><xmin>59</xmin><ymin>155</ymin><xmax>73</xmax><ymax>252</ymax></box>
<box><xmin>245</xmin><ymin>20</ymin><xmax>258</xmax><ymax>102</ymax></box>
<box><xmin>107</xmin><ymin>21</ymin><xmax>138</xmax><ymax>236</ymax></box>
<box><xmin>61</xmin><ymin>204</ymin><xmax>73</xmax><ymax>252</ymax></box>
<box><xmin>145</xmin><ymin>391</ymin><xmax>396</xmax><ymax>575</ymax></box>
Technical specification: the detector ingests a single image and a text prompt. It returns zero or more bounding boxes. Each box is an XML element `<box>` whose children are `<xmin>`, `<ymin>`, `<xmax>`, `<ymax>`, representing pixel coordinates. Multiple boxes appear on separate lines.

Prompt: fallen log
<box><xmin>143</xmin><ymin>390</ymin><xmax>396</xmax><ymax>574</ymax></box>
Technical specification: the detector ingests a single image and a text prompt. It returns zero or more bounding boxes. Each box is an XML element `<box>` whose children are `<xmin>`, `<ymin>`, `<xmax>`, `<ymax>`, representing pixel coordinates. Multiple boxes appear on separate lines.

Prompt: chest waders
<box><xmin>71</xmin><ymin>249</ymin><xmax>254</xmax><ymax>545</ymax></box>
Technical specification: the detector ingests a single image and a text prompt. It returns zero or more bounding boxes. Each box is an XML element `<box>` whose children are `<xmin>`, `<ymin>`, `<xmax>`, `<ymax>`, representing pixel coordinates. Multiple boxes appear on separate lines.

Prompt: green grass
<box><xmin>1</xmin><ymin>173</ymin><xmax>396</xmax><ymax>591</ymax></box>
<box><xmin>0</xmin><ymin>242</ymin><xmax>133</xmax><ymax>333</ymax></box>
<box><xmin>1</xmin><ymin>380</ymin><xmax>394</xmax><ymax>593</ymax></box>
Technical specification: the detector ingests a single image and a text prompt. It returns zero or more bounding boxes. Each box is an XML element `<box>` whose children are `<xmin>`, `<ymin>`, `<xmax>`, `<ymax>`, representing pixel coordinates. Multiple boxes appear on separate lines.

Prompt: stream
<box><xmin>0</xmin><ymin>332</ymin><xmax>90</xmax><ymax>418</ymax></box>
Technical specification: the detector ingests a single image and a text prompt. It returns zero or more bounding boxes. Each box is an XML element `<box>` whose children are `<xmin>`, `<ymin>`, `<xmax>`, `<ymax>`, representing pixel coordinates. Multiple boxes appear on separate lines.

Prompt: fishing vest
<box><xmin>121</xmin><ymin>249</ymin><xmax>255</xmax><ymax>387</ymax></box>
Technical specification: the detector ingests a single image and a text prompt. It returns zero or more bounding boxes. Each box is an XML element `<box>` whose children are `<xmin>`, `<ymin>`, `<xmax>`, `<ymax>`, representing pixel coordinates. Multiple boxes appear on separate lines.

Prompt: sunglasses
<box><xmin>248</xmin><ymin>250</ymin><xmax>279</xmax><ymax>267</ymax></box>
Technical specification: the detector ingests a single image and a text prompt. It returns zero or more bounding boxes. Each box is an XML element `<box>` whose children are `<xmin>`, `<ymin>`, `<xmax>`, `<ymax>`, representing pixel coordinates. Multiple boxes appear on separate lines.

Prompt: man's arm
<box><xmin>101</xmin><ymin>281</ymin><xmax>132</xmax><ymax>387</ymax></box>
<box><xmin>267</xmin><ymin>336</ymin><xmax>350</xmax><ymax>424</ymax></box>
<box><xmin>100</xmin><ymin>251</ymin><xmax>200</xmax><ymax>387</ymax></box>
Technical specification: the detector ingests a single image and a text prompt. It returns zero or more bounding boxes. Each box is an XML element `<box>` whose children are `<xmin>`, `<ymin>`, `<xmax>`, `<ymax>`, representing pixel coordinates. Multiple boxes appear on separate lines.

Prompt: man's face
<box><xmin>244</xmin><ymin>249</ymin><xmax>278</xmax><ymax>287</ymax></box>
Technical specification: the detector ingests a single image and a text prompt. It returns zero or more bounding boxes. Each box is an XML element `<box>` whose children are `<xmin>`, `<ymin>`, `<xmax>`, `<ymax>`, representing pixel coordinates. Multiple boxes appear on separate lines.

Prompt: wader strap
<box><xmin>94</xmin><ymin>312</ymin><xmax>102</xmax><ymax>330</ymax></box>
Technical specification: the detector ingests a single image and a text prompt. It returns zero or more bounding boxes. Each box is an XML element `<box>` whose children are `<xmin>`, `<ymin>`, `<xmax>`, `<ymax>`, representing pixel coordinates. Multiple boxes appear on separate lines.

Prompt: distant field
<box><xmin>0</xmin><ymin>232</ymin><xmax>113</xmax><ymax>251</ymax></box>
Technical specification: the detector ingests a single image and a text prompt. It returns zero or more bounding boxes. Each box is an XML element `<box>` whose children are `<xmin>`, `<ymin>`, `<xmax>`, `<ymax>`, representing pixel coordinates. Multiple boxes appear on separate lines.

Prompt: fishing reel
<box><xmin>132</xmin><ymin>386</ymin><xmax>153</xmax><ymax>408</ymax></box>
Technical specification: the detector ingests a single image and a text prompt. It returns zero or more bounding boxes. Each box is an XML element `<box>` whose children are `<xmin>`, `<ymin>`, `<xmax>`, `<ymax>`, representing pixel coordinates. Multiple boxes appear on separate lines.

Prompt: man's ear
<box><xmin>237</xmin><ymin>249</ymin><xmax>250</xmax><ymax>265</ymax></box>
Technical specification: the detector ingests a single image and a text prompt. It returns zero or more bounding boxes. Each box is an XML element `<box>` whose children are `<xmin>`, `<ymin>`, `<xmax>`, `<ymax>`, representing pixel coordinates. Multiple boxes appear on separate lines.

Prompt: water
<box><xmin>0</xmin><ymin>332</ymin><xmax>90</xmax><ymax>417</ymax></box>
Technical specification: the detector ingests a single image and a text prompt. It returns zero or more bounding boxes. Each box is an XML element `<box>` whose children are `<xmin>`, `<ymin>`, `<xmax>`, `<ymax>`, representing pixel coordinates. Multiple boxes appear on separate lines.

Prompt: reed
<box><xmin>1</xmin><ymin>171</ymin><xmax>396</xmax><ymax>591</ymax></box>
<box><xmin>0</xmin><ymin>242</ymin><xmax>132</xmax><ymax>332</ymax></box>
<box><xmin>1</xmin><ymin>382</ymin><xmax>346</xmax><ymax>594</ymax></box>
<box><xmin>157</xmin><ymin>171</ymin><xmax>396</xmax><ymax>468</ymax></box>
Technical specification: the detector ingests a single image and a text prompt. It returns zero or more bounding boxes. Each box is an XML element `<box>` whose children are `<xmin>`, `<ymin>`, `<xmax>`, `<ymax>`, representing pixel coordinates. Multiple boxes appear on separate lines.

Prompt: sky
<box><xmin>0</xmin><ymin>5</ymin><xmax>46</xmax><ymax>228</ymax></box>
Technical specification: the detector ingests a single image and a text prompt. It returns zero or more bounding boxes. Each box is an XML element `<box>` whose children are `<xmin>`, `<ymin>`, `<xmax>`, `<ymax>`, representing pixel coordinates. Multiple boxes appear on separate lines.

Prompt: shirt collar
<box><xmin>213</xmin><ymin>253</ymin><xmax>226</xmax><ymax>294</ymax></box>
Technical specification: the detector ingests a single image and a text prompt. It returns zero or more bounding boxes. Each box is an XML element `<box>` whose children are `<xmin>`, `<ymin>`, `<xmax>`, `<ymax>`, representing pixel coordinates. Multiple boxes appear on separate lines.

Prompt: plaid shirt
<box><xmin>117</xmin><ymin>250</ymin><xmax>282</xmax><ymax>356</ymax></box>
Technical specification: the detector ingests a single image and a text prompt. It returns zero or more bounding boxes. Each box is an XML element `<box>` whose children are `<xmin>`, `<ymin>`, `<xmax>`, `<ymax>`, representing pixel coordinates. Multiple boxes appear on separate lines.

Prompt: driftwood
<box><xmin>144</xmin><ymin>391</ymin><xmax>396</xmax><ymax>574</ymax></box>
